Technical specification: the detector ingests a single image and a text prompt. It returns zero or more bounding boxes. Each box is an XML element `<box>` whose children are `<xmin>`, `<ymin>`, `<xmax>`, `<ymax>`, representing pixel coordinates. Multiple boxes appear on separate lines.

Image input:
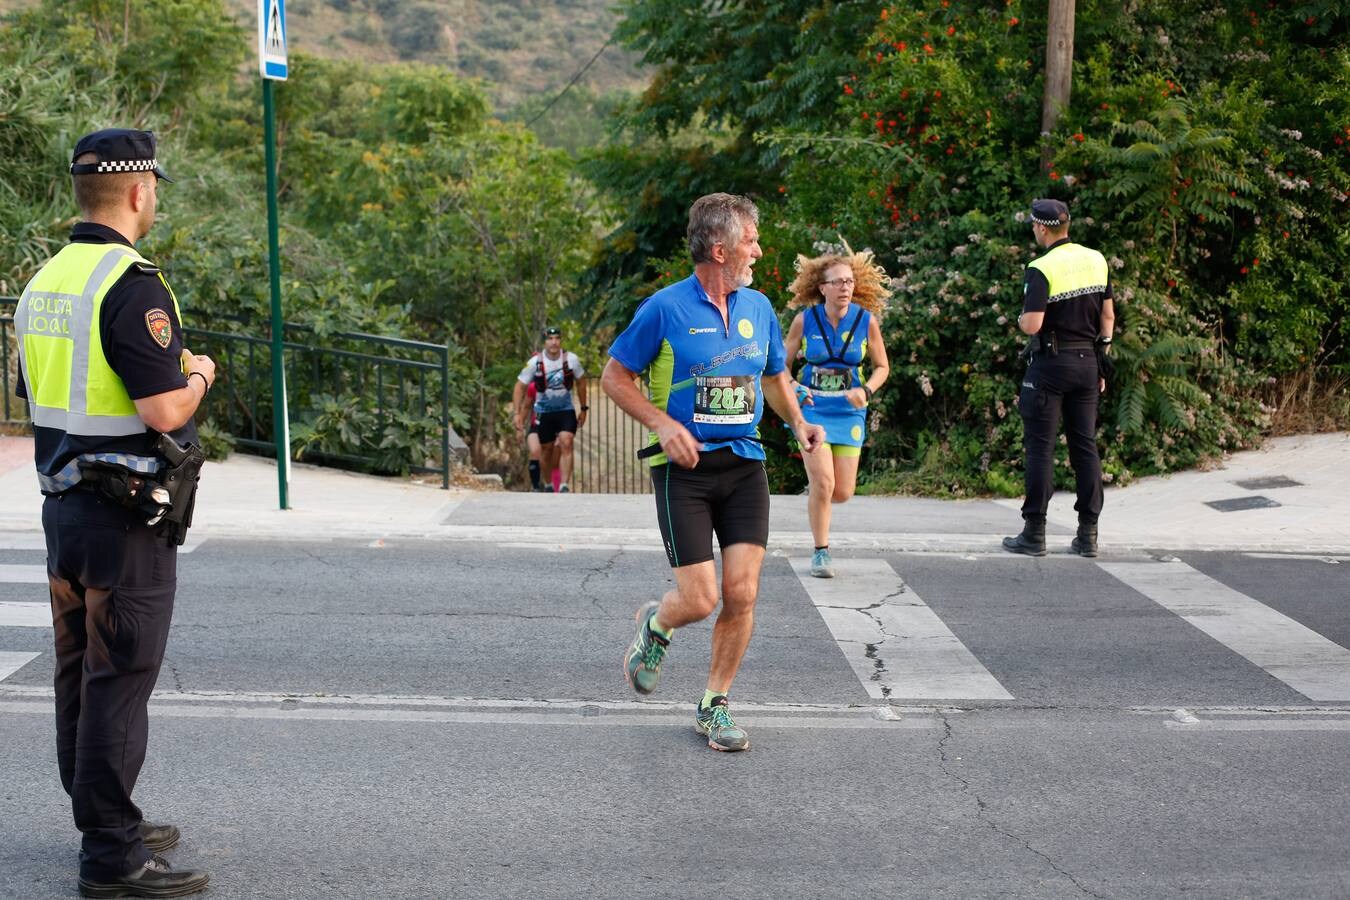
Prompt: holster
<box><xmin>1095</xmin><ymin>340</ymin><xmax>1116</xmax><ymax>384</ymax></box>
<box><xmin>1021</xmin><ymin>334</ymin><xmax>1043</xmax><ymax>364</ymax></box>
<box><xmin>154</xmin><ymin>434</ymin><xmax>206</xmax><ymax>546</ymax></box>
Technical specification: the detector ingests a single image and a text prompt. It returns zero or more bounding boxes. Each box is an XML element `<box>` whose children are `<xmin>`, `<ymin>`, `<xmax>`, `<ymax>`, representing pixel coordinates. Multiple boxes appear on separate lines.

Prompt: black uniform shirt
<box><xmin>1021</xmin><ymin>237</ymin><xmax>1114</xmax><ymax>344</ymax></box>
<box><xmin>18</xmin><ymin>223</ymin><xmax>197</xmax><ymax>482</ymax></box>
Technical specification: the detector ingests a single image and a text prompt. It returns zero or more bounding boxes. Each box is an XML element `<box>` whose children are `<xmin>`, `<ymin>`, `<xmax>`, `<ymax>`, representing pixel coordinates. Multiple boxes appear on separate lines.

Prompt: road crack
<box><xmin>936</xmin><ymin>713</ymin><xmax>1105</xmax><ymax>899</ymax></box>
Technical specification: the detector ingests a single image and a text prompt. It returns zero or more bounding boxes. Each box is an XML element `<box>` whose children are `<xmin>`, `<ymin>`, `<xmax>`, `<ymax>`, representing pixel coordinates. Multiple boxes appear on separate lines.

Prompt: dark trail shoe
<box><xmin>624</xmin><ymin>602</ymin><xmax>669</xmax><ymax>695</ymax></box>
<box><xmin>79</xmin><ymin>855</ymin><xmax>208</xmax><ymax>898</ymax></box>
<box><xmin>696</xmin><ymin>695</ymin><xmax>750</xmax><ymax>752</ymax></box>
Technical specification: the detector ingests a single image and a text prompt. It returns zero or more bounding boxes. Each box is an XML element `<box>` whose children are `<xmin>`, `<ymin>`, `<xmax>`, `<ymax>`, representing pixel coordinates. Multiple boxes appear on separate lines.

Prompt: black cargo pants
<box><xmin>1018</xmin><ymin>347</ymin><xmax>1104</xmax><ymax>521</ymax></box>
<box><xmin>42</xmin><ymin>489</ymin><xmax>177</xmax><ymax>880</ymax></box>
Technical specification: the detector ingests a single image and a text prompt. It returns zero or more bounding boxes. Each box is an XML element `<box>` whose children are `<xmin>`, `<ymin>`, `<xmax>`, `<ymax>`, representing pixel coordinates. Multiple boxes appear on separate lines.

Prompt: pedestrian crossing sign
<box><xmin>258</xmin><ymin>0</ymin><xmax>288</xmax><ymax>80</ymax></box>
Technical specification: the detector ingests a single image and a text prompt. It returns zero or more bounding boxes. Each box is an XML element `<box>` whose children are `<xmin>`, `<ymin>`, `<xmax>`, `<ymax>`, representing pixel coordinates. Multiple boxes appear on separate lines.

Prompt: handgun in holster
<box><xmin>153</xmin><ymin>434</ymin><xmax>206</xmax><ymax>546</ymax></box>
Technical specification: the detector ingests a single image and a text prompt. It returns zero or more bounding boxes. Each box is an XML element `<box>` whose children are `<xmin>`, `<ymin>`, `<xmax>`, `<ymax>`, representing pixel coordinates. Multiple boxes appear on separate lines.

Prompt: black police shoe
<box><xmin>1002</xmin><ymin>517</ymin><xmax>1047</xmax><ymax>557</ymax></box>
<box><xmin>78</xmin><ymin>854</ymin><xmax>208</xmax><ymax>898</ymax></box>
<box><xmin>140</xmin><ymin>821</ymin><xmax>180</xmax><ymax>853</ymax></box>
<box><xmin>1071</xmin><ymin>524</ymin><xmax>1099</xmax><ymax>557</ymax></box>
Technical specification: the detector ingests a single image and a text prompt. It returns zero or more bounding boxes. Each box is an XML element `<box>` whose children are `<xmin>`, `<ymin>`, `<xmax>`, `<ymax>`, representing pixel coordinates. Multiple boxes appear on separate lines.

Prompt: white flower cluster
<box><xmin>918</xmin><ymin>373</ymin><xmax>934</xmax><ymax>397</ymax></box>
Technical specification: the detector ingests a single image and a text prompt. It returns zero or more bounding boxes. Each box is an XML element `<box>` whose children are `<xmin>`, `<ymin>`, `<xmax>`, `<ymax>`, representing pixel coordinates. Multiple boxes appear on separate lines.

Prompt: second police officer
<box><xmin>1003</xmin><ymin>198</ymin><xmax>1116</xmax><ymax>558</ymax></box>
<box><xmin>14</xmin><ymin>129</ymin><xmax>214</xmax><ymax>898</ymax></box>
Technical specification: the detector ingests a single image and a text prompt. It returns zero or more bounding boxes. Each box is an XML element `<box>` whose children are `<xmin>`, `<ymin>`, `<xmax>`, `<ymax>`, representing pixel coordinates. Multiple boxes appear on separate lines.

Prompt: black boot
<box><xmin>1002</xmin><ymin>516</ymin><xmax>1047</xmax><ymax>557</ymax></box>
<box><xmin>1071</xmin><ymin>521</ymin><xmax>1098</xmax><ymax>557</ymax></box>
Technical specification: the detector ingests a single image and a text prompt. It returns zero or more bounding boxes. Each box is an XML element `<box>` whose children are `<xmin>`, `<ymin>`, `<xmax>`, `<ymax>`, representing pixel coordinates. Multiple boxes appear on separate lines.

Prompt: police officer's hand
<box><xmin>1099</xmin><ymin>378</ymin><xmax>1106</xmax><ymax>394</ymax></box>
<box><xmin>181</xmin><ymin>349</ymin><xmax>216</xmax><ymax>388</ymax></box>
<box><xmin>656</xmin><ymin>417</ymin><xmax>701</xmax><ymax>469</ymax></box>
<box><xmin>795</xmin><ymin>421</ymin><xmax>827</xmax><ymax>455</ymax></box>
<box><xmin>845</xmin><ymin>387</ymin><xmax>868</xmax><ymax>409</ymax></box>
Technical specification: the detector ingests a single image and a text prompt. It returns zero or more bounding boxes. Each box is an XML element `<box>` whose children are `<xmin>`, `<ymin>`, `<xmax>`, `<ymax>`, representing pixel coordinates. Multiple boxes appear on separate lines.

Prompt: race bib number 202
<box><xmin>693</xmin><ymin>375</ymin><xmax>756</xmax><ymax>424</ymax></box>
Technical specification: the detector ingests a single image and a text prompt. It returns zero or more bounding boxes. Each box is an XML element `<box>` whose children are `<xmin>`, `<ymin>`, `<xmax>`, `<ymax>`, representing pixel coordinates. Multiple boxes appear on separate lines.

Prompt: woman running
<box><xmin>784</xmin><ymin>248</ymin><xmax>892</xmax><ymax>577</ymax></box>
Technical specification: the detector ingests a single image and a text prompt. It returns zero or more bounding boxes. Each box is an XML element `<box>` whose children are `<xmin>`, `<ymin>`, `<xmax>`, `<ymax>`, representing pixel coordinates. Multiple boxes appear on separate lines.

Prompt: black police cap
<box><xmin>69</xmin><ymin>129</ymin><xmax>173</xmax><ymax>182</ymax></box>
<box><xmin>1030</xmin><ymin>198</ymin><xmax>1069</xmax><ymax>226</ymax></box>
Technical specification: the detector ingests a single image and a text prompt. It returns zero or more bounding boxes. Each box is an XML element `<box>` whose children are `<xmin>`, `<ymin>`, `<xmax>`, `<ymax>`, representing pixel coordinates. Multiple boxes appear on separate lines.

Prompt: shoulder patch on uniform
<box><xmin>145</xmin><ymin>308</ymin><xmax>173</xmax><ymax>349</ymax></box>
<box><xmin>132</xmin><ymin>261</ymin><xmax>161</xmax><ymax>275</ymax></box>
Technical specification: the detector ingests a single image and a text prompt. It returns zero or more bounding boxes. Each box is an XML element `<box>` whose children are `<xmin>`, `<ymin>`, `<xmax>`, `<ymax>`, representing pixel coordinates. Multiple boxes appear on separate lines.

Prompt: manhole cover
<box><xmin>1206</xmin><ymin>495</ymin><xmax>1281</xmax><ymax>512</ymax></box>
<box><xmin>1234</xmin><ymin>476</ymin><xmax>1304</xmax><ymax>490</ymax></box>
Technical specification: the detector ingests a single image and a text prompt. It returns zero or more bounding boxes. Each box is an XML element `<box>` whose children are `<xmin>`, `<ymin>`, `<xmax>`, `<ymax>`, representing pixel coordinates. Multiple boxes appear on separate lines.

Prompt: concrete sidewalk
<box><xmin>0</xmin><ymin>432</ymin><xmax>1346</xmax><ymax>553</ymax></box>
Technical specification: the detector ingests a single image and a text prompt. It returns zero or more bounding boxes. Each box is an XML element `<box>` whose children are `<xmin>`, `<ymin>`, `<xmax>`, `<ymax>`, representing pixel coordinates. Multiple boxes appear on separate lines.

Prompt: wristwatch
<box><xmin>581</xmin><ymin>405</ymin><xmax>590</xmax><ymax>411</ymax></box>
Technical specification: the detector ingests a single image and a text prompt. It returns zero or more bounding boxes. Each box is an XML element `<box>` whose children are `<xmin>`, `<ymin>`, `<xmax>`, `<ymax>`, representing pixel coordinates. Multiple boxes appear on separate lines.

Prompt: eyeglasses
<box><xmin>822</xmin><ymin>278</ymin><xmax>856</xmax><ymax>288</ymax></box>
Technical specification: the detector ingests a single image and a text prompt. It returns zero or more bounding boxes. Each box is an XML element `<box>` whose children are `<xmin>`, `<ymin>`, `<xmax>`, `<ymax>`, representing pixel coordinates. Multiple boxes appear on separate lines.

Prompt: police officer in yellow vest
<box><xmin>1003</xmin><ymin>198</ymin><xmax>1115</xmax><ymax>557</ymax></box>
<box><xmin>14</xmin><ymin>129</ymin><xmax>214</xmax><ymax>898</ymax></box>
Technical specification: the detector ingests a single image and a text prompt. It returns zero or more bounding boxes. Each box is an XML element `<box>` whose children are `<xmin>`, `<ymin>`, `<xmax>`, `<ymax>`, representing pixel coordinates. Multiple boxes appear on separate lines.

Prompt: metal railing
<box><xmin>1</xmin><ymin>298</ymin><xmax>28</xmax><ymax>426</ymax></box>
<box><xmin>571</xmin><ymin>376</ymin><xmax>653</xmax><ymax>494</ymax></box>
<box><xmin>2</xmin><ymin>298</ymin><xmax>458</xmax><ymax>488</ymax></box>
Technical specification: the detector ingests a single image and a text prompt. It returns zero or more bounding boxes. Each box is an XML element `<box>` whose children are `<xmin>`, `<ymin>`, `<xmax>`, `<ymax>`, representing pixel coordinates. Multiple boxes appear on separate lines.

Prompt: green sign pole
<box><xmin>262</xmin><ymin>78</ymin><xmax>290</xmax><ymax>509</ymax></box>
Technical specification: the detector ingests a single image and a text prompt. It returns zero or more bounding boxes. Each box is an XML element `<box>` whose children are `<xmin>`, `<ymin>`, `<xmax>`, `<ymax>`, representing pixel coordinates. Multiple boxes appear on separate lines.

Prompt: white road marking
<box><xmin>0</xmin><ymin>688</ymin><xmax>944</xmax><ymax>729</ymax></box>
<box><xmin>0</xmin><ymin>533</ymin><xmax>45</xmax><ymax>551</ymax></box>
<box><xmin>0</xmin><ymin>651</ymin><xmax>40</xmax><ymax>681</ymax></box>
<box><xmin>0</xmin><ymin>533</ymin><xmax>201</xmax><ymax>553</ymax></box>
<box><xmin>1243</xmin><ymin>553</ymin><xmax>1344</xmax><ymax>564</ymax></box>
<box><xmin>0</xmin><ymin>564</ymin><xmax>47</xmax><ymax>584</ymax></box>
<box><xmin>0</xmin><ymin>601</ymin><xmax>49</xmax><ymax>627</ymax></box>
<box><xmin>1099</xmin><ymin>561</ymin><xmax>1350</xmax><ymax>701</ymax></box>
<box><xmin>790</xmin><ymin>557</ymin><xmax>1013</xmax><ymax>701</ymax></box>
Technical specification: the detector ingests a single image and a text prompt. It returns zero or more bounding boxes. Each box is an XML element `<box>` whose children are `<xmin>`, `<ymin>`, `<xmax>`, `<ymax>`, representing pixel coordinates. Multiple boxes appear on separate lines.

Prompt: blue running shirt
<box><xmin>609</xmin><ymin>274</ymin><xmax>786</xmax><ymax>465</ymax></box>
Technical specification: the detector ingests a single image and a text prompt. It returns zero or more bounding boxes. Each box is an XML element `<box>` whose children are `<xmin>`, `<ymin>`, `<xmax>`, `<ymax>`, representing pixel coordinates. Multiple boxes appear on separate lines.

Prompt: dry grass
<box><xmin>1258</xmin><ymin>369</ymin><xmax>1350</xmax><ymax>436</ymax></box>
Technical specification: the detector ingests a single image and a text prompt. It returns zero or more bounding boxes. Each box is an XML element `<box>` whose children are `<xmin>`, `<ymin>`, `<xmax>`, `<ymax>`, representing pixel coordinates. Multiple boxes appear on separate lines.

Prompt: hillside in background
<box><xmin>0</xmin><ymin>0</ymin><xmax>644</xmax><ymax>114</ymax></box>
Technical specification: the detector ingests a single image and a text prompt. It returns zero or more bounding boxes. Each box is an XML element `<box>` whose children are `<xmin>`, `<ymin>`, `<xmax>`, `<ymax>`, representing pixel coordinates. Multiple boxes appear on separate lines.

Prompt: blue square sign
<box><xmin>259</xmin><ymin>0</ymin><xmax>288</xmax><ymax>80</ymax></box>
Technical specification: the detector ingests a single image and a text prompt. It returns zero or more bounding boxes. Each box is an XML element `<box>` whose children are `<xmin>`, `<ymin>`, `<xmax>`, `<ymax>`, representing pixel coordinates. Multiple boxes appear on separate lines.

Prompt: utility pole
<box><xmin>1041</xmin><ymin>0</ymin><xmax>1075</xmax><ymax>169</ymax></box>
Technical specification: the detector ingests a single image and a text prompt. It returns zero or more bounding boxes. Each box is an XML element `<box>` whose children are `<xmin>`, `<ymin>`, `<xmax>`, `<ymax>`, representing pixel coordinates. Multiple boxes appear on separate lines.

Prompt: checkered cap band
<box><xmin>1031</xmin><ymin>213</ymin><xmax>1064</xmax><ymax>226</ymax></box>
<box><xmin>70</xmin><ymin>159</ymin><xmax>160</xmax><ymax>174</ymax></box>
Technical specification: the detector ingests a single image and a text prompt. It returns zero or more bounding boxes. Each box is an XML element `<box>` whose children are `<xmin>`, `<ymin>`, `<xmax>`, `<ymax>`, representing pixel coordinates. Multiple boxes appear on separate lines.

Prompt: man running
<box><xmin>601</xmin><ymin>192</ymin><xmax>824</xmax><ymax>751</ymax></box>
<box><xmin>514</xmin><ymin>326</ymin><xmax>587</xmax><ymax>493</ymax></box>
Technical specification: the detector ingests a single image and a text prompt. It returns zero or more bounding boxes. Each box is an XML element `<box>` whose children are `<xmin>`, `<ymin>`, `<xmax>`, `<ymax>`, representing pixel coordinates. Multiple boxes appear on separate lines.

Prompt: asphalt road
<box><xmin>2</xmin><ymin>539</ymin><xmax>1348</xmax><ymax>899</ymax></box>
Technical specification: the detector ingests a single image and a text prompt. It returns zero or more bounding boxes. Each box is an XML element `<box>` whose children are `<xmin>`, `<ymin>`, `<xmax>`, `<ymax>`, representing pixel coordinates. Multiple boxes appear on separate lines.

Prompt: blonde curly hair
<box><xmin>786</xmin><ymin>244</ymin><xmax>892</xmax><ymax>315</ymax></box>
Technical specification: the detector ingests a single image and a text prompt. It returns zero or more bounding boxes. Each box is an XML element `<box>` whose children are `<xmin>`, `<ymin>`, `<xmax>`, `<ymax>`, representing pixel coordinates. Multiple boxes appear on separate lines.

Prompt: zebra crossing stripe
<box><xmin>0</xmin><ymin>564</ymin><xmax>48</xmax><ymax>584</ymax></box>
<box><xmin>0</xmin><ymin>651</ymin><xmax>39</xmax><ymax>681</ymax></box>
<box><xmin>0</xmin><ymin>602</ymin><xmax>49</xmax><ymax>627</ymax></box>
<box><xmin>790</xmin><ymin>557</ymin><xmax>1013</xmax><ymax>701</ymax></box>
<box><xmin>1098</xmin><ymin>561</ymin><xmax>1350</xmax><ymax>702</ymax></box>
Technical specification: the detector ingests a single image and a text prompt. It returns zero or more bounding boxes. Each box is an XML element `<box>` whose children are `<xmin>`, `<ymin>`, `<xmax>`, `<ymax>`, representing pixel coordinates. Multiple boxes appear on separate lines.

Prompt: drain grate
<box><xmin>1234</xmin><ymin>476</ymin><xmax>1304</xmax><ymax>490</ymax></box>
<box><xmin>1206</xmin><ymin>495</ymin><xmax>1281</xmax><ymax>512</ymax></box>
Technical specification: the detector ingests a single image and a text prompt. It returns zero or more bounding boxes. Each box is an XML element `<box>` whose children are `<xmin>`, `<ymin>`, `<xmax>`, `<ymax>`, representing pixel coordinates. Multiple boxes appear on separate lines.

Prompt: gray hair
<box><xmin>687</xmin><ymin>193</ymin><xmax>759</xmax><ymax>264</ymax></box>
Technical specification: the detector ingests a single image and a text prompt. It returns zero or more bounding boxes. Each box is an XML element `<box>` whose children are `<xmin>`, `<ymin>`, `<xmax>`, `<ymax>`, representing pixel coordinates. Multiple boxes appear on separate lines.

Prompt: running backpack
<box><xmin>534</xmin><ymin>352</ymin><xmax>574</xmax><ymax>393</ymax></box>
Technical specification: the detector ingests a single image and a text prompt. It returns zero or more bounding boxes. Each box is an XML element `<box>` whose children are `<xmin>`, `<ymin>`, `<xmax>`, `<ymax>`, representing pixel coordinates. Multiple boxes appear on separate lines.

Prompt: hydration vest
<box><xmin>533</xmin><ymin>351</ymin><xmax>574</xmax><ymax>394</ymax></box>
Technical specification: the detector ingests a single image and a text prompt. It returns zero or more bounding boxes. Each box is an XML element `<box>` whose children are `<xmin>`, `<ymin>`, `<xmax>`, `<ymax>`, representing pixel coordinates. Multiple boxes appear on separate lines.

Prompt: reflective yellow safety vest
<box><xmin>15</xmin><ymin>242</ymin><xmax>182</xmax><ymax>492</ymax></box>
<box><xmin>1026</xmin><ymin>242</ymin><xmax>1109</xmax><ymax>304</ymax></box>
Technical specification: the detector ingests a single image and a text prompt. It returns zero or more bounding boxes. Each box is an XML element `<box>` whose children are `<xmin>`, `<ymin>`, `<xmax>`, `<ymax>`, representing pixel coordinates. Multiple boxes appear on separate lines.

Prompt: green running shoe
<box><xmin>696</xmin><ymin>695</ymin><xmax>750</xmax><ymax>752</ymax></box>
<box><xmin>624</xmin><ymin>602</ymin><xmax>669</xmax><ymax>695</ymax></box>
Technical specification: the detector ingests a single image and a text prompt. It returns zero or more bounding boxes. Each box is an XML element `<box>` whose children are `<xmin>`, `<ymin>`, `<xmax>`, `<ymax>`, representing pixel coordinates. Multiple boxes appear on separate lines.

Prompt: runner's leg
<box><xmin>830</xmin><ymin>452</ymin><xmax>860</xmax><ymax>503</ymax></box>
<box><xmin>557</xmin><ymin>430</ymin><xmax>575</xmax><ymax>487</ymax></box>
<box><xmin>707</xmin><ymin>542</ymin><xmax>765</xmax><ymax>695</ymax></box>
<box><xmin>802</xmin><ymin>441</ymin><xmax>835</xmax><ymax>548</ymax></box>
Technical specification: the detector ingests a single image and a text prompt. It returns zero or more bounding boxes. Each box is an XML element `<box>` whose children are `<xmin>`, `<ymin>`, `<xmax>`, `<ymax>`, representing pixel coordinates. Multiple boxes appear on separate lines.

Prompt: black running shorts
<box><xmin>650</xmin><ymin>447</ymin><xmax>770</xmax><ymax>568</ymax></box>
<box><xmin>535</xmin><ymin>410</ymin><xmax>578</xmax><ymax>444</ymax></box>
